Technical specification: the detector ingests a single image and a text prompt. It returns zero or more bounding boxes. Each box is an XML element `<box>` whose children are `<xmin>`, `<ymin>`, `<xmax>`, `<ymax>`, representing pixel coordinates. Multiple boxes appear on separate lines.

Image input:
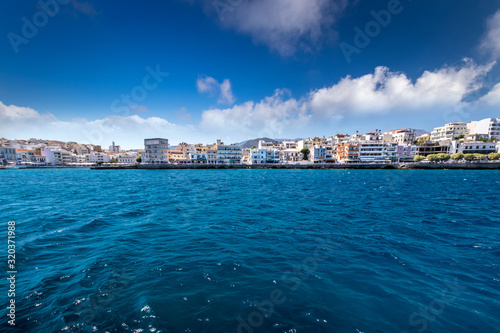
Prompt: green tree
<box><xmin>414</xmin><ymin>156</ymin><xmax>425</xmax><ymax>162</ymax></box>
<box><xmin>488</xmin><ymin>152</ymin><xmax>500</xmax><ymax>160</ymax></box>
<box><xmin>136</xmin><ymin>156</ymin><xmax>142</xmax><ymax>163</ymax></box>
<box><xmin>451</xmin><ymin>153</ymin><xmax>464</xmax><ymax>160</ymax></box>
<box><xmin>463</xmin><ymin>154</ymin><xmax>475</xmax><ymax>161</ymax></box>
<box><xmin>301</xmin><ymin>148</ymin><xmax>310</xmax><ymax>161</ymax></box>
<box><xmin>473</xmin><ymin>153</ymin><xmax>486</xmax><ymax>160</ymax></box>
<box><xmin>251</xmin><ymin>145</ymin><xmax>256</xmax><ymax>149</ymax></box>
<box><xmin>96</xmin><ymin>161</ymin><xmax>104</xmax><ymax>166</ymax></box>
<box><xmin>110</xmin><ymin>158</ymin><xmax>118</xmax><ymax>164</ymax></box>
<box><xmin>426</xmin><ymin>154</ymin><xmax>440</xmax><ymax>162</ymax></box>
<box><xmin>437</xmin><ymin>153</ymin><xmax>450</xmax><ymax>161</ymax></box>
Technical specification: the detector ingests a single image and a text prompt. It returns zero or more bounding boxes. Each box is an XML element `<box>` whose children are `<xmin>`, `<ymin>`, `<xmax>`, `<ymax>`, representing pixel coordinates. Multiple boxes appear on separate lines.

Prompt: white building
<box><xmin>216</xmin><ymin>140</ymin><xmax>242</xmax><ymax>165</ymax></box>
<box><xmin>188</xmin><ymin>152</ymin><xmax>207</xmax><ymax>164</ymax></box>
<box><xmin>310</xmin><ymin>145</ymin><xmax>327</xmax><ymax>163</ymax></box>
<box><xmin>383</xmin><ymin>129</ymin><xmax>416</xmax><ymax>144</ymax></box>
<box><xmin>258</xmin><ymin>140</ymin><xmax>280</xmax><ymax>150</ymax></box>
<box><xmin>207</xmin><ymin>147</ymin><xmax>217</xmax><ymax>165</ymax></box>
<box><xmin>86</xmin><ymin>153</ymin><xmax>111</xmax><ymax>164</ymax></box>
<box><xmin>470</xmin><ymin>118</ymin><xmax>500</xmax><ymax>140</ymax></box>
<box><xmin>109</xmin><ymin>141</ymin><xmax>121</xmax><ymax>154</ymax></box>
<box><xmin>430</xmin><ymin>122</ymin><xmax>468</xmax><ymax>142</ymax></box>
<box><xmin>0</xmin><ymin>146</ymin><xmax>17</xmax><ymax>165</ymax></box>
<box><xmin>144</xmin><ymin>138</ymin><xmax>169</xmax><ymax>164</ymax></box>
<box><xmin>358</xmin><ymin>142</ymin><xmax>398</xmax><ymax>163</ymax></box>
<box><xmin>41</xmin><ymin>148</ymin><xmax>71</xmax><ymax>165</ymax></box>
<box><xmin>280</xmin><ymin>141</ymin><xmax>298</xmax><ymax>150</ymax></box>
<box><xmin>249</xmin><ymin>149</ymin><xmax>267</xmax><ymax>164</ymax></box>
<box><xmin>265</xmin><ymin>149</ymin><xmax>280</xmax><ymax>163</ymax></box>
<box><xmin>449</xmin><ymin>141</ymin><xmax>498</xmax><ymax>155</ymax></box>
<box><xmin>117</xmin><ymin>153</ymin><xmax>137</xmax><ymax>165</ymax></box>
<box><xmin>280</xmin><ymin>149</ymin><xmax>301</xmax><ymax>163</ymax></box>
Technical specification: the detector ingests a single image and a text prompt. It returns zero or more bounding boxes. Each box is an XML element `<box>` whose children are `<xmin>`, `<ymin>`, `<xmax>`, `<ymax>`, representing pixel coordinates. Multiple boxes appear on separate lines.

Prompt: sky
<box><xmin>1</xmin><ymin>0</ymin><xmax>500</xmax><ymax>149</ymax></box>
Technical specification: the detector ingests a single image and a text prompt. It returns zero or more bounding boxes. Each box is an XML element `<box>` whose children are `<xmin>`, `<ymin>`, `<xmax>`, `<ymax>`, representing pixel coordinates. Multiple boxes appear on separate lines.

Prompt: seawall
<box><xmin>87</xmin><ymin>162</ymin><xmax>500</xmax><ymax>170</ymax></box>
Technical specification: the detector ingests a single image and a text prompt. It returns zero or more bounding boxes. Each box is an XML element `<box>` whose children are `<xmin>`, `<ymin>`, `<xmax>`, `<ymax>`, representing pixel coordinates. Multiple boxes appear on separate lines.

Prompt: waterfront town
<box><xmin>1</xmin><ymin>118</ymin><xmax>500</xmax><ymax>167</ymax></box>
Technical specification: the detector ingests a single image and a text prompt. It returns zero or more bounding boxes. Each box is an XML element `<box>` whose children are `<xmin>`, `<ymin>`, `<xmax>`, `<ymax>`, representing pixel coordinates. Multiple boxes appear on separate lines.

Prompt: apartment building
<box><xmin>337</xmin><ymin>143</ymin><xmax>360</xmax><ymax>163</ymax></box>
<box><xmin>383</xmin><ymin>129</ymin><xmax>416</xmax><ymax>144</ymax></box>
<box><xmin>144</xmin><ymin>138</ymin><xmax>169</xmax><ymax>164</ymax></box>
<box><xmin>470</xmin><ymin>118</ymin><xmax>500</xmax><ymax>140</ymax></box>
<box><xmin>216</xmin><ymin>143</ymin><xmax>242</xmax><ymax>165</ymax></box>
<box><xmin>0</xmin><ymin>146</ymin><xmax>17</xmax><ymax>165</ymax></box>
<box><xmin>450</xmin><ymin>141</ymin><xmax>498</xmax><ymax>155</ymax></box>
<box><xmin>430</xmin><ymin>122</ymin><xmax>468</xmax><ymax>141</ymax></box>
<box><xmin>358</xmin><ymin>142</ymin><xmax>398</xmax><ymax>163</ymax></box>
<box><xmin>310</xmin><ymin>145</ymin><xmax>327</xmax><ymax>163</ymax></box>
<box><xmin>86</xmin><ymin>153</ymin><xmax>111</xmax><ymax>164</ymax></box>
<box><xmin>280</xmin><ymin>149</ymin><xmax>301</xmax><ymax>163</ymax></box>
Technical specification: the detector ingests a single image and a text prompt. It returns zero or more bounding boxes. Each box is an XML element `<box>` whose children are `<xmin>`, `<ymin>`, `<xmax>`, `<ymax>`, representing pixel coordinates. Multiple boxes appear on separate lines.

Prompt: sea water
<box><xmin>1</xmin><ymin>169</ymin><xmax>499</xmax><ymax>332</ymax></box>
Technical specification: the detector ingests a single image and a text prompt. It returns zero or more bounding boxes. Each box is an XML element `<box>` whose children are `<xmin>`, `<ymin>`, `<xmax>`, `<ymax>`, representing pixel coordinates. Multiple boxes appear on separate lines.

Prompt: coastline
<box><xmin>3</xmin><ymin>162</ymin><xmax>500</xmax><ymax>170</ymax></box>
<box><xmin>87</xmin><ymin>162</ymin><xmax>500</xmax><ymax>170</ymax></box>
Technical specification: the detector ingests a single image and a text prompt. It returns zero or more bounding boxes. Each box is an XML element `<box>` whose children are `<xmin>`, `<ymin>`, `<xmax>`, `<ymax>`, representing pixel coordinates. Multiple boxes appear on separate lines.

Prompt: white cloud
<box><xmin>481</xmin><ymin>9</ymin><xmax>500</xmax><ymax>59</ymax></box>
<box><xmin>196</xmin><ymin>76</ymin><xmax>219</xmax><ymax>95</ymax></box>
<box><xmin>199</xmin><ymin>89</ymin><xmax>309</xmax><ymax>138</ymax></box>
<box><xmin>309</xmin><ymin>60</ymin><xmax>494</xmax><ymax>118</ymax></box>
<box><xmin>196</xmin><ymin>76</ymin><xmax>235</xmax><ymax>104</ymax></box>
<box><xmin>2</xmin><ymin>60</ymin><xmax>500</xmax><ymax>148</ymax></box>
<box><xmin>0</xmin><ymin>101</ymin><xmax>193</xmax><ymax>149</ymax></box>
<box><xmin>206</xmin><ymin>0</ymin><xmax>347</xmax><ymax>56</ymax></box>
<box><xmin>478</xmin><ymin>82</ymin><xmax>500</xmax><ymax>105</ymax></box>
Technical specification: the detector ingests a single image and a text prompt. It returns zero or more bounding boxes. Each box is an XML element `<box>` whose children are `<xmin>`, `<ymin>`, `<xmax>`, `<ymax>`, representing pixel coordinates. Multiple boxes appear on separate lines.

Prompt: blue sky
<box><xmin>1</xmin><ymin>0</ymin><xmax>500</xmax><ymax>148</ymax></box>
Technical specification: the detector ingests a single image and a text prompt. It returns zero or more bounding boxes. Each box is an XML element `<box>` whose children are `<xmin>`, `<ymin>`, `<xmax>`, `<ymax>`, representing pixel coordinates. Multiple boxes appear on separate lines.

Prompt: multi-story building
<box><xmin>358</xmin><ymin>142</ymin><xmax>398</xmax><ymax>163</ymax></box>
<box><xmin>16</xmin><ymin>150</ymin><xmax>36</xmax><ymax>164</ymax></box>
<box><xmin>249</xmin><ymin>149</ymin><xmax>267</xmax><ymax>164</ymax></box>
<box><xmin>470</xmin><ymin>118</ymin><xmax>500</xmax><ymax>140</ymax></box>
<box><xmin>109</xmin><ymin>142</ymin><xmax>121</xmax><ymax>154</ymax></box>
<box><xmin>430</xmin><ymin>122</ymin><xmax>468</xmax><ymax>142</ymax></box>
<box><xmin>216</xmin><ymin>140</ymin><xmax>242</xmax><ymax>165</ymax></box>
<box><xmin>416</xmin><ymin>141</ymin><xmax>450</xmax><ymax>156</ymax></box>
<box><xmin>337</xmin><ymin>143</ymin><xmax>360</xmax><ymax>163</ymax></box>
<box><xmin>450</xmin><ymin>141</ymin><xmax>498</xmax><ymax>155</ymax></box>
<box><xmin>258</xmin><ymin>140</ymin><xmax>280</xmax><ymax>150</ymax></box>
<box><xmin>70</xmin><ymin>154</ymin><xmax>88</xmax><ymax>165</ymax></box>
<box><xmin>207</xmin><ymin>145</ymin><xmax>218</xmax><ymax>165</ymax></box>
<box><xmin>86</xmin><ymin>153</ymin><xmax>111</xmax><ymax>164</ymax></box>
<box><xmin>188</xmin><ymin>152</ymin><xmax>208</xmax><ymax>164</ymax></box>
<box><xmin>310</xmin><ymin>145</ymin><xmax>327</xmax><ymax>163</ymax></box>
<box><xmin>0</xmin><ymin>146</ymin><xmax>17</xmax><ymax>165</ymax></box>
<box><xmin>383</xmin><ymin>129</ymin><xmax>416</xmax><ymax>144</ymax></box>
<box><xmin>169</xmin><ymin>149</ymin><xmax>188</xmax><ymax>164</ymax></box>
<box><xmin>144</xmin><ymin>138</ymin><xmax>169</xmax><ymax>164</ymax></box>
<box><xmin>34</xmin><ymin>155</ymin><xmax>46</xmax><ymax>165</ymax></box>
<box><xmin>117</xmin><ymin>153</ymin><xmax>137</xmax><ymax>164</ymax></box>
<box><xmin>297</xmin><ymin>138</ymin><xmax>314</xmax><ymax>151</ymax></box>
<box><xmin>397</xmin><ymin>144</ymin><xmax>418</xmax><ymax>161</ymax></box>
<box><xmin>265</xmin><ymin>149</ymin><xmax>280</xmax><ymax>163</ymax></box>
<box><xmin>280</xmin><ymin>149</ymin><xmax>301</xmax><ymax>163</ymax></box>
<box><xmin>280</xmin><ymin>141</ymin><xmax>298</xmax><ymax>150</ymax></box>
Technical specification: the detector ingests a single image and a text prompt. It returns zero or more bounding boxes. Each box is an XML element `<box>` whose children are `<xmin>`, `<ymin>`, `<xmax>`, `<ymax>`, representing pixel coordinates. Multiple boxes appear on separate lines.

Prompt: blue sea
<box><xmin>1</xmin><ymin>169</ymin><xmax>499</xmax><ymax>332</ymax></box>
